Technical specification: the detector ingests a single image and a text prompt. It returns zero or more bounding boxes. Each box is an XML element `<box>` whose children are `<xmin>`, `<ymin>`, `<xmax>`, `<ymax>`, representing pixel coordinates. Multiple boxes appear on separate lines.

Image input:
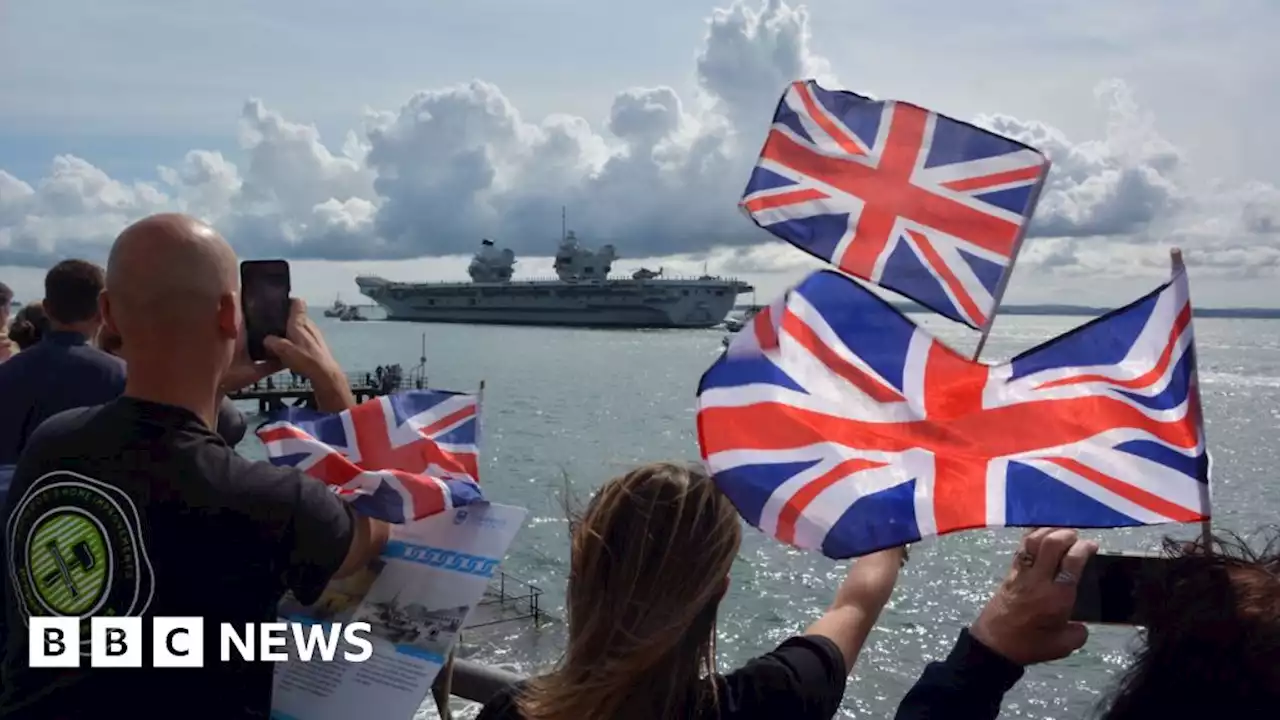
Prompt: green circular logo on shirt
<box><xmin>26</xmin><ymin>510</ymin><xmax>111</xmax><ymax>615</ymax></box>
<box><xmin>7</xmin><ymin>471</ymin><xmax>155</xmax><ymax>654</ymax></box>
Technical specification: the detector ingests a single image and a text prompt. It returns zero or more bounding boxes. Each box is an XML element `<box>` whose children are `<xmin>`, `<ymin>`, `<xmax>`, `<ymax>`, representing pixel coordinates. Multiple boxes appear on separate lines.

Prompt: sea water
<box><xmin>234</xmin><ymin>312</ymin><xmax>1280</xmax><ymax>719</ymax></box>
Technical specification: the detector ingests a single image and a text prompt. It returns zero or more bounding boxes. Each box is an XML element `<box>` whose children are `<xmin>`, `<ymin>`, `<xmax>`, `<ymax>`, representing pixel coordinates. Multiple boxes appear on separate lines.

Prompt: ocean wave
<box><xmin>1199</xmin><ymin>372</ymin><xmax>1280</xmax><ymax>388</ymax></box>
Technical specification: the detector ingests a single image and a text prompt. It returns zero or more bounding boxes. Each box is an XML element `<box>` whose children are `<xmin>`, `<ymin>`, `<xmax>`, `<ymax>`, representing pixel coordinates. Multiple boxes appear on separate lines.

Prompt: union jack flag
<box><xmin>257</xmin><ymin>390</ymin><xmax>483</xmax><ymax>524</ymax></box>
<box><xmin>697</xmin><ymin>269</ymin><xmax>1210</xmax><ymax>558</ymax></box>
<box><xmin>741</xmin><ymin>80</ymin><xmax>1050</xmax><ymax>329</ymax></box>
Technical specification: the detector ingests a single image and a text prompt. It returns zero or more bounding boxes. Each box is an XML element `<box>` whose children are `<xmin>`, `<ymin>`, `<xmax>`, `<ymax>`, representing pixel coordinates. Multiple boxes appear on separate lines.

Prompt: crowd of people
<box><xmin>0</xmin><ymin>214</ymin><xmax>1276</xmax><ymax>719</ymax></box>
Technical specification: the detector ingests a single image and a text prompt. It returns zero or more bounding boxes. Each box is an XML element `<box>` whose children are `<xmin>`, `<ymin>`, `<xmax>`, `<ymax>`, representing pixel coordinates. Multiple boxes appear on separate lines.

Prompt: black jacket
<box><xmin>895</xmin><ymin>629</ymin><xmax>1025</xmax><ymax>720</ymax></box>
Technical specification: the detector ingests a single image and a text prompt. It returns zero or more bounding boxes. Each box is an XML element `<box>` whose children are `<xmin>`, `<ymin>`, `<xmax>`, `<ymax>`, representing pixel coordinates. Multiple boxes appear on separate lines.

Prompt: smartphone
<box><xmin>1071</xmin><ymin>552</ymin><xmax>1172</xmax><ymax>625</ymax></box>
<box><xmin>240</xmin><ymin>260</ymin><xmax>291</xmax><ymax>361</ymax></box>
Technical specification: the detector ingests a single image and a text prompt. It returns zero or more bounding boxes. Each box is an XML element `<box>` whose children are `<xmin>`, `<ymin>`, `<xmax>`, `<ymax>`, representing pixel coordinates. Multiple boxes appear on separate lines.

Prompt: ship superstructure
<box><xmin>356</xmin><ymin>229</ymin><xmax>752</xmax><ymax>329</ymax></box>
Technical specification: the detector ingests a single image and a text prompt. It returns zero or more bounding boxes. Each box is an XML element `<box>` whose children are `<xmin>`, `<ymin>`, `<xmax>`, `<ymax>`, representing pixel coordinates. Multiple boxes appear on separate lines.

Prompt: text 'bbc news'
<box><xmin>29</xmin><ymin>617</ymin><xmax>374</xmax><ymax>668</ymax></box>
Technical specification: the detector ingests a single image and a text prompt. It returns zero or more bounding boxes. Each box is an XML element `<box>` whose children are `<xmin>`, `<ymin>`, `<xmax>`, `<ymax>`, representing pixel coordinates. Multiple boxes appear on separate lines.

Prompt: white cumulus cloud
<box><xmin>0</xmin><ymin>0</ymin><xmax>1276</xmax><ymax>283</ymax></box>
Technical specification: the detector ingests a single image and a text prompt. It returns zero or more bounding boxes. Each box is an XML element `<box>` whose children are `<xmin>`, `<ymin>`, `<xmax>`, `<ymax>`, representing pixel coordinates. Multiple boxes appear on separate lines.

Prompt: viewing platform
<box><xmin>228</xmin><ymin>368</ymin><xmax>426</xmax><ymax>414</ymax></box>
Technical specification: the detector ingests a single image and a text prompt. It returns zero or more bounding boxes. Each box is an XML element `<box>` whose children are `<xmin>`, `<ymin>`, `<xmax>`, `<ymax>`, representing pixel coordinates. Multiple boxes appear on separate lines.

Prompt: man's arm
<box><xmin>237</xmin><ymin>458</ymin><xmax>390</xmax><ymax>605</ymax></box>
<box><xmin>333</xmin><ymin>512</ymin><xmax>391</xmax><ymax>580</ymax></box>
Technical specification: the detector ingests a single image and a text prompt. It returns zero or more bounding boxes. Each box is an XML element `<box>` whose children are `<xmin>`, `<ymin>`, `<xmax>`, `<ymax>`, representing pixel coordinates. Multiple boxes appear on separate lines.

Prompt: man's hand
<box><xmin>969</xmin><ymin>528</ymin><xmax>1097</xmax><ymax>666</ymax></box>
<box><xmin>263</xmin><ymin>299</ymin><xmax>354</xmax><ymax>412</ymax></box>
<box><xmin>263</xmin><ymin>299</ymin><xmax>340</xmax><ymax>380</ymax></box>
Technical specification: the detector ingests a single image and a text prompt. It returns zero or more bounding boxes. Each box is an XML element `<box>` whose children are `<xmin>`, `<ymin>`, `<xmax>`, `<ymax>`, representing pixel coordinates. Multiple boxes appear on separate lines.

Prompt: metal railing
<box><xmin>228</xmin><ymin>368</ymin><xmax>427</xmax><ymax>397</ymax></box>
<box><xmin>467</xmin><ymin>571</ymin><xmax>546</xmax><ymax>629</ymax></box>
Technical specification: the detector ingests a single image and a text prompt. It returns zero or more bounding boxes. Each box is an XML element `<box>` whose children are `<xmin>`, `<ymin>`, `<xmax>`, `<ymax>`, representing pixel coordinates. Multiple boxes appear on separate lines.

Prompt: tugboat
<box><xmin>323</xmin><ymin>296</ymin><xmax>348</xmax><ymax>318</ymax></box>
<box><xmin>722</xmin><ymin>306</ymin><xmax>762</xmax><ymax>333</ymax></box>
<box><xmin>338</xmin><ymin>305</ymin><xmax>367</xmax><ymax>322</ymax></box>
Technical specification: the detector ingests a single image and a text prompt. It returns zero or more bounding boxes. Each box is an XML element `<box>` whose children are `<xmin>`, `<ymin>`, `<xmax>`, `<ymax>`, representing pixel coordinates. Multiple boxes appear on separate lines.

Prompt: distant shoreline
<box><xmin>734</xmin><ymin>303</ymin><xmax>1280</xmax><ymax>320</ymax></box>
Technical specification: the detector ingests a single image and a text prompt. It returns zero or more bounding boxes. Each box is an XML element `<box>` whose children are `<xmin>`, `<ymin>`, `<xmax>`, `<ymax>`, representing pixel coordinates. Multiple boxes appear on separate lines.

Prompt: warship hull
<box><xmin>356</xmin><ymin>279</ymin><xmax>744</xmax><ymax>329</ymax></box>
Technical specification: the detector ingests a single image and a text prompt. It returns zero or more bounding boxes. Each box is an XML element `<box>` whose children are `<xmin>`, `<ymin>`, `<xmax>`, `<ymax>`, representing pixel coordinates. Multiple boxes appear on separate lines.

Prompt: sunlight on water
<box><xmin>238</xmin><ymin>314</ymin><xmax>1280</xmax><ymax>719</ymax></box>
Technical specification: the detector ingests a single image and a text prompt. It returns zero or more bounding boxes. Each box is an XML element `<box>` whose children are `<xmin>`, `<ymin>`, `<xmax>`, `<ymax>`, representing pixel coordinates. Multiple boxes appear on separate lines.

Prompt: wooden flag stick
<box><xmin>1170</xmin><ymin>248</ymin><xmax>1213</xmax><ymax>549</ymax></box>
<box><xmin>972</xmin><ymin>161</ymin><xmax>1052</xmax><ymax>362</ymax></box>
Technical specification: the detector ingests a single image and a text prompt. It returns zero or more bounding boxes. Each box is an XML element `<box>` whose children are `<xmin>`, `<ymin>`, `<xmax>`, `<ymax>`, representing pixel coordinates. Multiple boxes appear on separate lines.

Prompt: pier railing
<box><xmin>226</xmin><ymin>367</ymin><xmax>430</xmax><ymax>412</ymax></box>
<box><xmin>432</xmin><ymin>572</ymin><xmax>546</xmax><ymax>712</ymax></box>
<box><xmin>466</xmin><ymin>571</ymin><xmax>546</xmax><ymax>629</ymax></box>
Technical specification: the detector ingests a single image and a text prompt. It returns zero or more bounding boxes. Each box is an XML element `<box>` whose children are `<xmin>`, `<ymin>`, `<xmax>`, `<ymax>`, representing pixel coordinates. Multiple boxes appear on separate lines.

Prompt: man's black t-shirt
<box><xmin>0</xmin><ymin>397</ymin><xmax>356</xmax><ymax>719</ymax></box>
<box><xmin>477</xmin><ymin>636</ymin><xmax>847</xmax><ymax>720</ymax></box>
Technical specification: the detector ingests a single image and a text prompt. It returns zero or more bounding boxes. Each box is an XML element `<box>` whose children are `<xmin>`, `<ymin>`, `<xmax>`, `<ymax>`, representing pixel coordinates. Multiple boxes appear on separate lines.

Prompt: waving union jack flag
<box><xmin>258</xmin><ymin>390</ymin><xmax>483</xmax><ymax>524</ymax></box>
<box><xmin>697</xmin><ymin>269</ymin><xmax>1210</xmax><ymax>558</ymax></box>
<box><xmin>742</xmin><ymin>80</ymin><xmax>1050</xmax><ymax>329</ymax></box>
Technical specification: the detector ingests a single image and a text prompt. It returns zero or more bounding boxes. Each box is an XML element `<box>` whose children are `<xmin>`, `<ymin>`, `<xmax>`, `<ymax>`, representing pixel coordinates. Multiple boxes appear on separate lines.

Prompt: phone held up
<box><xmin>1070</xmin><ymin>551</ymin><xmax>1174</xmax><ymax>626</ymax></box>
<box><xmin>240</xmin><ymin>259</ymin><xmax>291</xmax><ymax>362</ymax></box>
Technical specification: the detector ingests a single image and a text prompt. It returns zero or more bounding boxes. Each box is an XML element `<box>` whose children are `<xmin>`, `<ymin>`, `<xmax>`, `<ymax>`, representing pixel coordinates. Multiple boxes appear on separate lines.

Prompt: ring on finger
<box><xmin>1016</xmin><ymin>550</ymin><xmax>1035</xmax><ymax>567</ymax></box>
<box><xmin>1053</xmin><ymin>570</ymin><xmax>1077</xmax><ymax>585</ymax></box>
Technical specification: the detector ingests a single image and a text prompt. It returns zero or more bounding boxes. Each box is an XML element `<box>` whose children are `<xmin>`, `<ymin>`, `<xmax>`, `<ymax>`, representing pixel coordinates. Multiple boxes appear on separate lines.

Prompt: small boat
<box><xmin>323</xmin><ymin>296</ymin><xmax>348</xmax><ymax>318</ymax></box>
<box><xmin>722</xmin><ymin>305</ymin><xmax>762</xmax><ymax>332</ymax></box>
<box><xmin>339</xmin><ymin>306</ymin><xmax>367</xmax><ymax>322</ymax></box>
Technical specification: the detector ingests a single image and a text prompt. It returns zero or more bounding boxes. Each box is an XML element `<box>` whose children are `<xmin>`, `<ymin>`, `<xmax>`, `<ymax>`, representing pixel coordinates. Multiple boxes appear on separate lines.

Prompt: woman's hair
<box><xmin>8</xmin><ymin>302</ymin><xmax>49</xmax><ymax>350</ymax></box>
<box><xmin>518</xmin><ymin>462</ymin><xmax>743</xmax><ymax>720</ymax></box>
<box><xmin>1100</xmin><ymin>529</ymin><xmax>1280</xmax><ymax>719</ymax></box>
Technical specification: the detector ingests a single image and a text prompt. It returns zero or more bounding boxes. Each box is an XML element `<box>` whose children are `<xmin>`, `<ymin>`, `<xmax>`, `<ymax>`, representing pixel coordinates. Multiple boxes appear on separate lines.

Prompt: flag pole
<box><xmin>476</xmin><ymin>379</ymin><xmax>486</xmax><ymax>455</ymax></box>
<box><xmin>1170</xmin><ymin>247</ymin><xmax>1213</xmax><ymax>549</ymax></box>
<box><xmin>972</xmin><ymin>161</ymin><xmax>1052</xmax><ymax>363</ymax></box>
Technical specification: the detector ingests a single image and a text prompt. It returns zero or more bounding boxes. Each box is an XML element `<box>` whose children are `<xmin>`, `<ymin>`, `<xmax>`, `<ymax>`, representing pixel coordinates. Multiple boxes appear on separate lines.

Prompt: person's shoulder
<box><xmin>215</xmin><ymin>397</ymin><xmax>248</xmax><ymax>446</ymax></box>
<box><xmin>718</xmin><ymin>635</ymin><xmax>847</xmax><ymax>719</ymax></box>
<box><xmin>26</xmin><ymin>404</ymin><xmax>109</xmax><ymax>450</ymax></box>
<box><xmin>0</xmin><ymin>343</ymin><xmax>37</xmax><ymax>375</ymax></box>
<box><xmin>731</xmin><ymin>635</ymin><xmax>846</xmax><ymax>677</ymax></box>
<box><xmin>205</xmin><ymin>448</ymin><xmax>336</xmax><ymax>509</ymax></box>
<box><xmin>477</xmin><ymin>682</ymin><xmax>529</xmax><ymax>720</ymax></box>
<box><xmin>223</xmin><ymin>451</ymin><xmax>303</xmax><ymax>484</ymax></box>
<box><xmin>75</xmin><ymin>344</ymin><xmax>125</xmax><ymax>374</ymax></box>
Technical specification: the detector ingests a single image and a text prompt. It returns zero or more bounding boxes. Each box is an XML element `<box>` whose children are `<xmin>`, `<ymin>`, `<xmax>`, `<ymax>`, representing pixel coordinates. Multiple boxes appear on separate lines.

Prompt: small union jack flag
<box><xmin>258</xmin><ymin>390</ymin><xmax>483</xmax><ymax>524</ymax></box>
<box><xmin>742</xmin><ymin>80</ymin><xmax>1050</xmax><ymax>329</ymax></box>
<box><xmin>697</xmin><ymin>268</ymin><xmax>1210</xmax><ymax>558</ymax></box>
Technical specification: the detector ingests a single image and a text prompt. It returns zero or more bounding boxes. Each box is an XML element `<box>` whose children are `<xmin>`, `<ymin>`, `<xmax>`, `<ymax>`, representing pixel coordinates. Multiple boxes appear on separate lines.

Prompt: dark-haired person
<box><xmin>0</xmin><ymin>260</ymin><xmax>125</xmax><ymax>464</ymax></box>
<box><xmin>8</xmin><ymin>302</ymin><xmax>50</xmax><ymax>351</ymax></box>
<box><xmin>0</xmin><ymin>281</ymin><xmax>13</xmax><ymax>362</ymax></box>
<box><xmin>478</xmin><ymin>462</ymin><xmax>906</xmax><ymax>720</ymax></box>
<box><xmin>894</xmin><ymin>528</ymin><xmax>1280</xmax><ymax>719</ymax></box>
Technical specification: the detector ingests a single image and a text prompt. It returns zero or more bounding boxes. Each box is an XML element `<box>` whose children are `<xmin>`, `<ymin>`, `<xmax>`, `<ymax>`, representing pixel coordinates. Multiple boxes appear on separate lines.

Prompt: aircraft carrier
<box><xmin>355</xmin><ymin>230</ymin><xmax>753</xmax><ymax>329</ymax></box>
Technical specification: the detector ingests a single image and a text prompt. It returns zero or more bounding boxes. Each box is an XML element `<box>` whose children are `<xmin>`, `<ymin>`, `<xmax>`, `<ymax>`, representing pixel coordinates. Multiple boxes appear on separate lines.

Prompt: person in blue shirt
<box><xmin>0</xmin><ymin>260</ymin><xmax>125</xmax><ymax>466</ymax></box>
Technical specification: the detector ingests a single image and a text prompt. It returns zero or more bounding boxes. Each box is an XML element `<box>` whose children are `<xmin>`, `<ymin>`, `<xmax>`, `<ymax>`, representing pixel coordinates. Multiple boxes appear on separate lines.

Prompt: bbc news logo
<box><xmin>30</xmin><ymin>617</ymin><xmax>374</xmax><ymax>668</ymax></box>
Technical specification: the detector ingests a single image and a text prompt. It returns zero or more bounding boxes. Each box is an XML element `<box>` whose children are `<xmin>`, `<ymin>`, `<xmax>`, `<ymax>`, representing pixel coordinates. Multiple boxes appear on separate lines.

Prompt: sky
<box><xmin>1</xmin><ymin>0</ymin><xmax>1278</xmax><ymax>308</ymax></box>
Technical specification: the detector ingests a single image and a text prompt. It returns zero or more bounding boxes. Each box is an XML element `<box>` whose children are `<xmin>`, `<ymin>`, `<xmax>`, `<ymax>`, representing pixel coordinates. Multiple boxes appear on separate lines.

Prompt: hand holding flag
<box><xmin>258</xmin><ymin>389</ymin><xmax>483</xmax><ymax>523</ymax></box>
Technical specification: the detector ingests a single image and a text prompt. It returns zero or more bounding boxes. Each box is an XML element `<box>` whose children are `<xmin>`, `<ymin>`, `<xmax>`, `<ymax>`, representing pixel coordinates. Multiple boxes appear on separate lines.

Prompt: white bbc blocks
<box><xmin>153</xmin><ymin>617</ymin><xmax>204</xmax><ymax>667</ymax></box>
<box><xmin>29</xmin><ymin>617</ymin><xmax>80</xmax><ymax>668</ymax></box>
<box><xmin>91</xmin><ymin>617</ymin><xmax>143</xmax><ymax>667</ymax></box>
<box><xmin>28</xmin><ymin>618</ymin><xmax>372</xmax><ymax>666</ymax></box>
<box><xmin>30</xmin><ymin>616</ymin><xmax>205</xmax><ymax>668</ymax></box>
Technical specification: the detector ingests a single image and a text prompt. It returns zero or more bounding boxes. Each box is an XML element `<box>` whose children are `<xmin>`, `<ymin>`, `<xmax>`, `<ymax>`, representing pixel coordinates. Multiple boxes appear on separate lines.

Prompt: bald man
<box><xmin>1</xmin><ymin>214</ymin><xmax>391</xmax><ymax>719</ymax></box>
